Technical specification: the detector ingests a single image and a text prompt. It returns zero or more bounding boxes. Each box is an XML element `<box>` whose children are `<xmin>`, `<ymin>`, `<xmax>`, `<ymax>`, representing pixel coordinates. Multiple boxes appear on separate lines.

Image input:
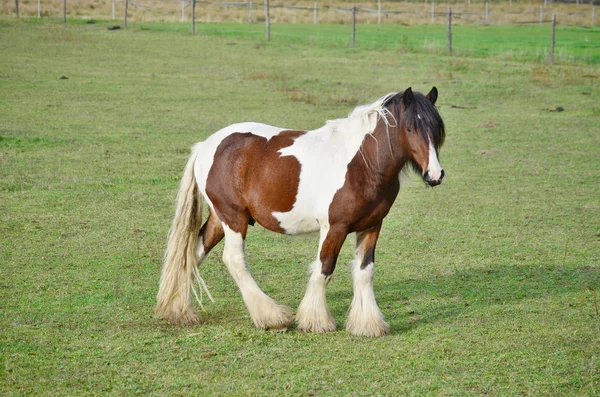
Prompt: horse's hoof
<box><xmin>296</xmin><ymin>317</ymin><xmax>337</xmax><ymax>334</ymax></box>
<box><xmin>346</xmin><ymin>320</ymin><xmax>390</xmax><ymax>337</ymax></box>
<box><xmin>266</xmin><ymin>326</ymin><xmax>288</xmax><ymax>333</ymax></box>
<box><xmin>165</xmin><ymin>310</ymin><xmax>201</xmax><ymax>326</ymax></box>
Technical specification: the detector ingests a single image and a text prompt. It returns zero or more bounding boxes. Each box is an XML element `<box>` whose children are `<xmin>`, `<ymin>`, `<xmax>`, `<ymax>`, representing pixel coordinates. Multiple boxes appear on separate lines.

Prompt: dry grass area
<box><xmin>3</xmin><ymin>0</ymin><xmax>598</xmax><ymax>26</ymax></box>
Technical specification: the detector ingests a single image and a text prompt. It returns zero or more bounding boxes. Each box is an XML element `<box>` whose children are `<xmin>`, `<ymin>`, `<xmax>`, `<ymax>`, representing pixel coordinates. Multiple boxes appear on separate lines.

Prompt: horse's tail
<box><xmin>156</xmin><ymin>145</ymin><xmax>205</xmax><ymax>325</ymax></box>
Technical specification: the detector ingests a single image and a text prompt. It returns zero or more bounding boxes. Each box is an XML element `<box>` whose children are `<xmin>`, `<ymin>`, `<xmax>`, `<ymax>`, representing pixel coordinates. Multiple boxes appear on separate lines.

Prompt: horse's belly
<box><xmin>270</xmin><ymin>210</ymin><xmax>321</xmax><ymax>234</ymax></box>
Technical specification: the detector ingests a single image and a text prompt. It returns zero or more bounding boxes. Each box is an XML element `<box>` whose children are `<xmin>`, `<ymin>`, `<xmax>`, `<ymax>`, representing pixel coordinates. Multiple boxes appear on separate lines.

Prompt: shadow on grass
<box><xmin>327</xmin><ymin>263</ymin><xmax>600</xmax><ymax>335</ymax></box>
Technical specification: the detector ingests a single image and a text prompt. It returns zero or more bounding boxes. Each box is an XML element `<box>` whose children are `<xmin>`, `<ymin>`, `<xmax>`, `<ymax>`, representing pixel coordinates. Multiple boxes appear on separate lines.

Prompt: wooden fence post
<box><xmin>265</xmin><ymin>0</ymin><xmax>270</xmax><ymax>41</ymax></box>
<box><xmin>15</xmin><ymin>0</ymin><xmax>18</xmax><ymax>17</ymax></box>
<box><xmin>431</xmin><ymin>1</ymin><xmax>435</xmax><ymax>24</ymax></box>
<box><xmin>447</xmin><ymin>7</ymin><xmax>452</xmax><ymax>55</ymax></box>
<box><xmin>249</xmin><ymin>1</ymin><xmax>253</xmax><ymax>23</ymax></box>
<box><xmin>124</xmin><ymin>0</ymin><xmax>128</xmax><ymax>28</ymax></box>
<box><xmin>540</xmin><ymin>6</ymin><xmax>543</xmax><ymax>25</ymax></box>
<box><xmin>38</xmin><ymin>0</ymin><xmax>40</xmax><ymax>18</ymax></box>
<box><xmin>314</xmin><ymin>2</ymin><xmax>317</xmax><ymax>24</ymax></box>
<box><xmin>191</xmin><ymin>0</ymin><xmax>196</xmax><ymax>34</ymax></box>
<box><xmin>63</xmin><ymin>0</ymin><xmax>67</xmax><ymax>23</ymax></box>
<box><xmin>351</xmin><ymin>5</ymin><xmax>356</xmax><ymax>47</ymax></box>
<box><xmin>550</xmin><ymin>13</ymin><xmax>556</xmax><ymax>63</ymax></box>
<box><xmin>485</xmin><ymin>2</ymin><xmax>489</xmax><ymax>24</ymax></box>
<box><xmin>592</xmin><ymin>7</ymin><xmax>595</xmax><ymax>26</ymax></box>
<box><xmin>378</xmin><ymin>0</ymin><xmax>381</xmax><ymax>24</ymax></box>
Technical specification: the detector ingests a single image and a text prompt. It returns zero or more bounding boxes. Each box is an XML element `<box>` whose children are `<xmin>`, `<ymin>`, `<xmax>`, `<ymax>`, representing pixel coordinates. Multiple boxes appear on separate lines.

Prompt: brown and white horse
<box><xmin>156</xmin><ymin>87</ymin><xmax>445</xmax><ymax>337</ymax></box>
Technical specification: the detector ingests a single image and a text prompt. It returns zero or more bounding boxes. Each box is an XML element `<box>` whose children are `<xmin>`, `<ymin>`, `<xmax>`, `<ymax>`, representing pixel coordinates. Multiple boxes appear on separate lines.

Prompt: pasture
<box><xmin>1</xmin><ymin>17</ymin><xmax>599</xmax><ymax>395</ymax></box>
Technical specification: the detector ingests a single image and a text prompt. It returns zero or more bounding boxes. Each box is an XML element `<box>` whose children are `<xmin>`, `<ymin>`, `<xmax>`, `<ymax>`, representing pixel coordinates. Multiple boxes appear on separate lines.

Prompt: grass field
<box><xmin>1</xmin><ymin>17</ymin><xmax>599</xmax><ymax>395</ymax></box>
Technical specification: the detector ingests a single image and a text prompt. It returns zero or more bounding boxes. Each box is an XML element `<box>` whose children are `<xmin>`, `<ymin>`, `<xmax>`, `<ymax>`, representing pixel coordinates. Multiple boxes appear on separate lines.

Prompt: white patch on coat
<box><xmin>273</xmin><ymin>95</ymin><xmax>395</xmax><ymax>234</ymax></box>
<box><xmin>427</xmin><ymin>141</ymin><xmax>443</xmax><ymax>181</ymax></box>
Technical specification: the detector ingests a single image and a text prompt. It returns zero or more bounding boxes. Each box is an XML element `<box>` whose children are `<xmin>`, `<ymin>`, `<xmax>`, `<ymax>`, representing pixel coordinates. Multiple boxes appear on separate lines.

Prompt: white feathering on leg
<box><xmin>346</xmin><ymin>260</ymin><xmax>389</xmax><ymax>337</ymax></box>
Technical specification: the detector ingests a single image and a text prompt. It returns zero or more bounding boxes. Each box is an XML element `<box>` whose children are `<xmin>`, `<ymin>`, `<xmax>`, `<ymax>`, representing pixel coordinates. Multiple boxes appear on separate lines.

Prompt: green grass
<box><xmin>1</xmin><ymin>17</ymin><xmax>599</xmax><ymax>395</ymax></box>
<box><xmin>130</xmin><ymin>20</ymin><xmax>600</xmax><ymax>64</ymax></box>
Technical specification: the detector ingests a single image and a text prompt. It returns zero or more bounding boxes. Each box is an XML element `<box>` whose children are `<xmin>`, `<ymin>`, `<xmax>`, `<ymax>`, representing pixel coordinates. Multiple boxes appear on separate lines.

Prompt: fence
<box><xmin>7</xmin><ymin>0</ymin><xmax>599</xmax><ymax>26</ymax></box>
<box><xmin>6</xmin><ymin>0</ymin><xmax>599</xmax><ymax>63</ymax></box>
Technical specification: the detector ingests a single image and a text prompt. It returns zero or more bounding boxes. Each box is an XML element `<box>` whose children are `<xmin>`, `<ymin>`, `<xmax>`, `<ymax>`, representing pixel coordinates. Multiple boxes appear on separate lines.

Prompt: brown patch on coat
<box><xmin>205</xmin><ymin>130</ymin><xmax>305</xmax><ymax>235</ymax></box>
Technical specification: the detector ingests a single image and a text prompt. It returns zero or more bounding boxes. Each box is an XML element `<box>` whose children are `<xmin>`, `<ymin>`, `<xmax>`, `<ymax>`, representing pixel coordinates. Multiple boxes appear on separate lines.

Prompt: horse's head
<box><xmin>397</xmin><ymin>87</ymin><xmax>445</xmax><ymax>187</ymax></box>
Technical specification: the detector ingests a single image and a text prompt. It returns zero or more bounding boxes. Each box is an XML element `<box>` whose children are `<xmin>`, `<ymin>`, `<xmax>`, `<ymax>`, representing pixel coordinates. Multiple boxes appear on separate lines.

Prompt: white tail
<box><xmin>156</xmin><ymin>149</ymin><xmax>205</xmax><ymax>325</ymax></box>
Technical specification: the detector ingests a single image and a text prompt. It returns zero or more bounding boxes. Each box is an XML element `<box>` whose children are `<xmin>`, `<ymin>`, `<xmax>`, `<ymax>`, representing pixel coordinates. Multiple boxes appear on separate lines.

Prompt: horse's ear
<box><xmin>402</xmin><ymin>87</ymin><xmax>414</xmax><ymax>108</ymax></box>
<box><xmin>426</xmin><ymin>86</ymin><xmax>438</xmax><ymax>105</ymax></box>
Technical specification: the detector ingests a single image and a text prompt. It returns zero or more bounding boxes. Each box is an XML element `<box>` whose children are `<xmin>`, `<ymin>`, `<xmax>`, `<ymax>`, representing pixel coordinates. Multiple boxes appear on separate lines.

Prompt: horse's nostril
<box><xmin>440</xmin><ymin>169</ymin><xmax>445</xmax><ymax>180</ymax></box>
<box><xmin>423</xmin><ymin>171</ymin><xmax>430</xmax><ymax>181</ymax></box>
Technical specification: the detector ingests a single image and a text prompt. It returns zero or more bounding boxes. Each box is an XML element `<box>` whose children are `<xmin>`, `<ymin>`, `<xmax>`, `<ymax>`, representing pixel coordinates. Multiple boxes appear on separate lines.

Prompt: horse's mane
<box><xmin>321</xmin><ymin>93</ymin><xmax>396</xmax><ymax>140</ymax></box>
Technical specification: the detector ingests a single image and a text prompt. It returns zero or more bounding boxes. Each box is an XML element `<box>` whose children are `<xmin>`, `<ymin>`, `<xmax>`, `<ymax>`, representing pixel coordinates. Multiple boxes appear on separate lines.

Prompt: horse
<box><xmin>156</xmin><ymin>87</ymin><xmax>445</xmax><ymax>337</ymax></box>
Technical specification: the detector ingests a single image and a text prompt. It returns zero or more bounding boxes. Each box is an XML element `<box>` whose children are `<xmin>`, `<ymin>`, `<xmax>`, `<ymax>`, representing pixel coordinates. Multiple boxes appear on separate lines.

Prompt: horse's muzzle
<box><xmin>423</xmin><ymin>169</ymin><xmax>445</xmax><ymax>187</ymax></box>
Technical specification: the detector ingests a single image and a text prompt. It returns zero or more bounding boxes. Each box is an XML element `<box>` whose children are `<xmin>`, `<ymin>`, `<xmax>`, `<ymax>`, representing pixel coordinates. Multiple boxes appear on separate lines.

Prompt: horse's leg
<box><xmin>196</xmin><ymin>210</ymin><xmax>224</xmax><ymax>264</ymax></box>
<box><xmin>221</xmin><ymin>221</ymin><xmax>293</xmax><ymax>331</ymax></box>
<box><xmin>296</xmin><ymin>224</ymin><xmax>347</xmax><ymax>333</ymax></box>
<box><xmin>346</xmin><ymin>222</ymin><xmax>390</xmax><ymax>337</ymax></box>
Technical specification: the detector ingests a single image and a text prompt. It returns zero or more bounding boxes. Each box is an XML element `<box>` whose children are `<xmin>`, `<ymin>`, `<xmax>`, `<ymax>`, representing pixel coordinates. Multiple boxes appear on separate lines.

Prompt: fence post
<box><xmin>112</xmin><ymin>0</ymin><xmax>115</xmax><ymax>20</ymax></box>
<box><xmin>447</xmin><ymin>7</ymin><xmax>452</xmax><ymax>55</ymax></box>
<box><xmin>38</xmin><ymin>0</ymin><xmax>40</xmax><ymax>17</ymax></box>
<box><xmin>191</xmin><ymin>0</ymin><xmax>196</xmax><ymax>34</ymax></box>
<box><xmin>249</xmin><ymin>1</ymin><xmax>253</xmax><ymax>23</ymax></box>
<box><xmin>265</xmin><ymin>0</ymin><xmax>270</xmax><ymax>41</ymax></box>
<box><xmin>124</xmin><ymin>0</ymin><xmax>128</xmax><ymax>28</ymax></box>
<box><xmin>181</xmin><ymin>0</ymin><xmax>184</xmax><ymax>22</ymax></box>
<box><xmin>15</xmin><ymin>0</ymin><xmax>18</xmax><ymax>17</ymax></box>
<box><xmin>485</xmin><ymin>2</ymin><xmax>489</xmax><ymax>24</ymax></box>
<box><xmin>540</xmin><ymin>6</ymin><xmax>543</xmax><ymax>25</ymax></box>
<box><xmin>63</xmin><ymin>0</ymin><xmax>67</xmax><ymax>23</ymax></box>
<box><xmin>314</xmin><ymin>2</ymin><xmax>317</xmax><ymax>24</ymax></box>
<box><xmin>592</xmin><ymin>7</ymin><xmax>595</xmax><ymax>26</ymax></box>
<box><xmin>378</xmin><ymin>0</ymin><xmax>381</xmax><ymax>24</ymax></box>
<box><xmin>431</xmin><ymin>2</ymin><xmax>435</xmax><ymax>24</ymax></box>
<box><xmin>351</xmin><ymin>5</ymin><xmax>356</xmax><ymax>47</ymax></box>
<box><xmin>550</xmin><ymin>13</ymin><xmax>556</xmax><ymax>63</ymax></box>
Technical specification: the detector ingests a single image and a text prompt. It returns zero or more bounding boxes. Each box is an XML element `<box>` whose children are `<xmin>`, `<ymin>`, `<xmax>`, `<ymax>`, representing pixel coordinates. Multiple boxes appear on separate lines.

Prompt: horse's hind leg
<box><xmin>346</xmin><ymin>222</ymin><xmax>389</xmax><ymax>337</ymax></box>
<box><xmin>221</xmin><ymin>222</ymin><xmax>293</xmax><ymax>331</ymax></box>
<box><xmin>196</xmin><ymin>210</ymin><xmax>225</xmax><ymax>263</ymax></box>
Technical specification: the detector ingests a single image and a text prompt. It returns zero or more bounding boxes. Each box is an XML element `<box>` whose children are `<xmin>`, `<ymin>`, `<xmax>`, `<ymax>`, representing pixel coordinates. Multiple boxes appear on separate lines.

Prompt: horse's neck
<box><xmin>358</xmin><ymin>117</ymin><xmax>407</xmax><ymax>183</ymax></box>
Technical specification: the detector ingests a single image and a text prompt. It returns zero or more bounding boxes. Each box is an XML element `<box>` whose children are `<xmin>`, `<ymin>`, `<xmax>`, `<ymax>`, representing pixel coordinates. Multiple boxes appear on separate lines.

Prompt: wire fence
<box><xmin>6</xmin><ymin>0</ymin><xmax>600</xmax><ymax>63</ymax></box>
<box><xmin>7</xmin><ymin>0</ymin><xmax>599</xmax><ymax>26</ymax></box>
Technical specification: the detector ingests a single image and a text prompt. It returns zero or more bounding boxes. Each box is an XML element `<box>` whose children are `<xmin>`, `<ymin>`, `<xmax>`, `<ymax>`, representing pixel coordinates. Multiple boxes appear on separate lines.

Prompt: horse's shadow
<box><xmin>326</xmin><ymin>263</ymin><xmax>599</xmax><ymax>335</ymax></box>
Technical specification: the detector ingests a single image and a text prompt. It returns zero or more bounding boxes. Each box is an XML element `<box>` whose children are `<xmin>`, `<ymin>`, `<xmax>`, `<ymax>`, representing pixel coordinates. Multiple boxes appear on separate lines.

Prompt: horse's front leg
<box><xmin>346</xmin><ymin>222</ymin><xmax>390</xmax><ymax>337</ymax></box>
<box><xmin>296</xmin><ymin>224</ymin><xmax>347</xmax><ymax>333</ymax></box>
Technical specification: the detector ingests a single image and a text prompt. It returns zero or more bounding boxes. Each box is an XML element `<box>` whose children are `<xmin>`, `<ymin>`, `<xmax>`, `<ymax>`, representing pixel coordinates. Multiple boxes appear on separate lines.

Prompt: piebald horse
<box><xmin>157</xmin><ymin>87</ymin><xmax>445</xmax><ymax>337</ymax></box>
